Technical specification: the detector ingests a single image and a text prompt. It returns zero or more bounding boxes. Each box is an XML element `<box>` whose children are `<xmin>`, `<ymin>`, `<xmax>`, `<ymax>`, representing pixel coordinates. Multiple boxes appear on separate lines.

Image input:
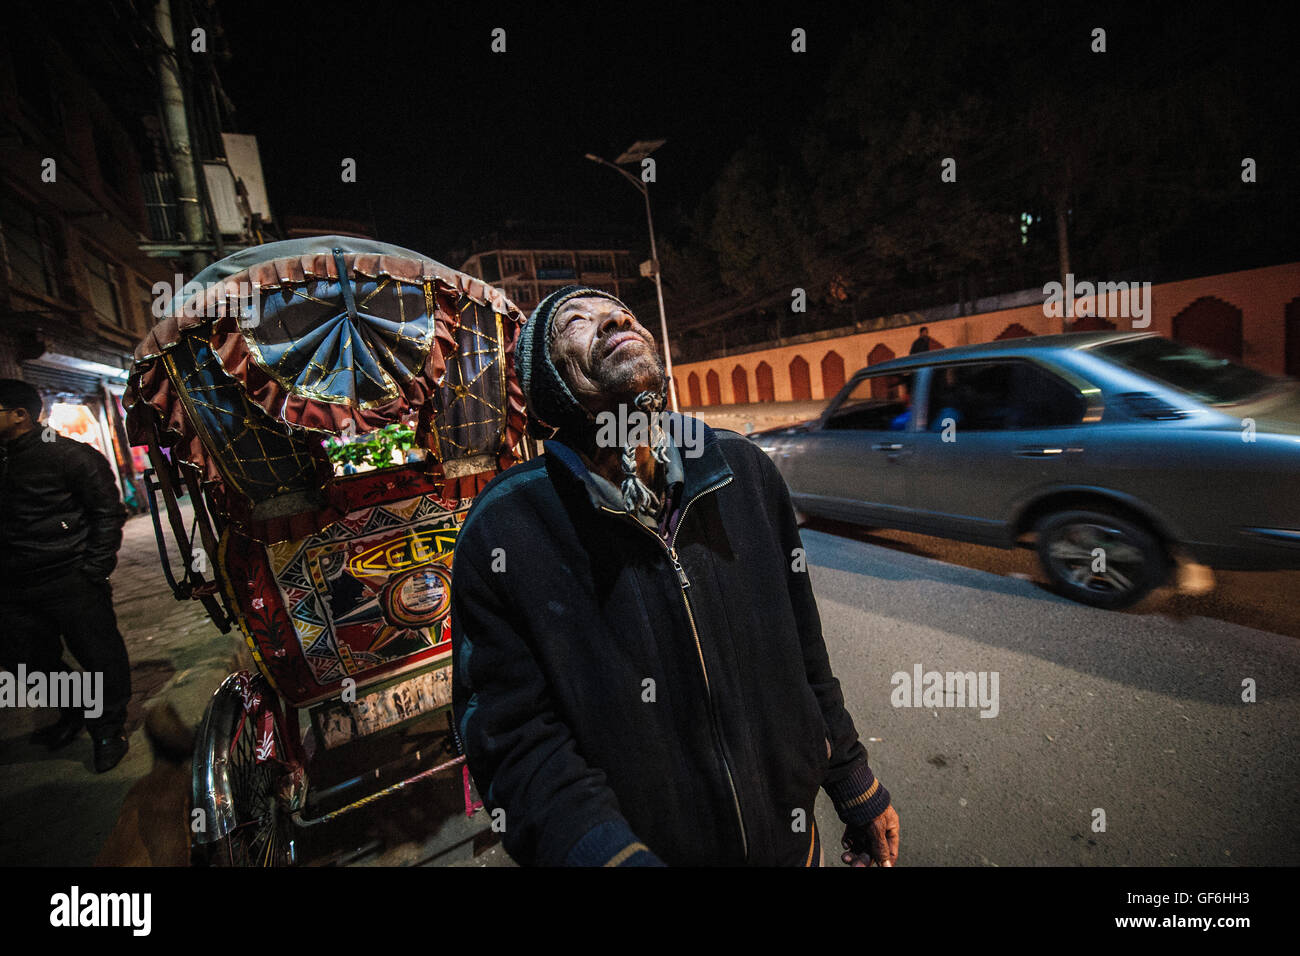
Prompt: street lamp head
<box><xmin>614</xmin><ymin>139</ymin><xmax>666</xmax><ymax>165</ymax></box>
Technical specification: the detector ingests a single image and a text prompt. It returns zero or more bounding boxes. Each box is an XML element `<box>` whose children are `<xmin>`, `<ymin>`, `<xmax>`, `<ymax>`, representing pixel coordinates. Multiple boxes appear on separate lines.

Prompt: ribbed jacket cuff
<box><xmin>563</xmin><ymin>820</ymin><xmax>666</xmax><ymax>867</ymax></box>
<box><xmin>825</xmin><ymin>761</ymin><xmax>891</xmax><ymax>827</ymax></box>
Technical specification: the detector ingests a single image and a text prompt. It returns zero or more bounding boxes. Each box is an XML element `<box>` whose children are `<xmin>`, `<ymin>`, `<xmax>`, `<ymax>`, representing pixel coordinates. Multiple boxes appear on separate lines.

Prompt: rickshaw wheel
<box><xmin>197</xmin><ymin>686</ymin><xmax>298</xmax><ymax>867</ymax></box>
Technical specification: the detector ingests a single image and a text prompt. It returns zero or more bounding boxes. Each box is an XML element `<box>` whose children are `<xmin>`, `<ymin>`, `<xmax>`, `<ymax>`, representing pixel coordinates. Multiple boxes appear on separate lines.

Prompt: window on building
<box><xmin>478</xmin><ymin>253</ymin><xmax>500</xmax><ymax>283</ymax></box>
<box><xmin>7</xmin><ymin>29</ymin><xmax>63</xmax><ymax>137</ymax></box>
<box><xmin>93</xmin><ymin>125</ymin><xmax>126</xmax><ymax>197</ymax></box>
<box><xmin>137</xmin><ymin>280</ymin><xmax>158</xmax><ymax>334</ymax></box>
<box><xmin>84</xmin><ymin>250</ymin><xmax>124</xmax><ymax>326</ymax></box>
<box><xmin>507</xmin><ymin>285</ymin><xmax>535</xmax><ymax>308</ymax></box>
<box><xmin>0</xmin><ymin>195</ymin><xmax>62</xmax><ymax>299</ymax></box>
<box><xmin>501</xmin><ymin>255</ymin><xmax>529</xmax><ymax>277</ymax></box>
<box><xmin>536</xmin><ymin>253</ymin><xmax>575</xmax><ymax>281</ymax></box>
<box><xmin>580</xmin><ymin>253</ymin><xmax>612</xmax><ymax>274</ymax></box>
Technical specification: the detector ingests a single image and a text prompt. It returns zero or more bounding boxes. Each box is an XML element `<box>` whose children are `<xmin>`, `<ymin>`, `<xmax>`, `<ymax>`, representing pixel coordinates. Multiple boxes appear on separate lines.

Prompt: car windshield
<box><xmin>1094</xmin><ymin>337</ymin><xmax>1277</xmax><ymax>406</ymax></box>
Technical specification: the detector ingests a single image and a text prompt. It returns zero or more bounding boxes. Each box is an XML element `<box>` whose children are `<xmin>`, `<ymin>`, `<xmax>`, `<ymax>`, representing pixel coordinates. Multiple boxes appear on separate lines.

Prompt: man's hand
<box><xmin>841</xmin><ymin>804</ymin><xmax>900</xmax><ymax>867</ymax></box>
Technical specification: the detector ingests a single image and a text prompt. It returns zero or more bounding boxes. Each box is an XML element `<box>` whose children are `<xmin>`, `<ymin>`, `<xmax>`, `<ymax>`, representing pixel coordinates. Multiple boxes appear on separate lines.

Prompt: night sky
<box><xmin>215</xmin><ymin>2</ymin><xmax>861</xmax><ymax>259</ymax></box>
<box><xmin>216</xmin><ymin>1</ymin><xmax>1297</xmax><ymax>269</ymax></box>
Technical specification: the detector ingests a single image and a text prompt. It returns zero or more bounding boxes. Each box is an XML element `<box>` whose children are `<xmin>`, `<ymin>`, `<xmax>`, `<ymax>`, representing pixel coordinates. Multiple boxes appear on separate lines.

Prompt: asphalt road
<box><xmin>801</xmin><ymin>519</ymin><xmax>1300</xmax><ymax>866</ymax></box>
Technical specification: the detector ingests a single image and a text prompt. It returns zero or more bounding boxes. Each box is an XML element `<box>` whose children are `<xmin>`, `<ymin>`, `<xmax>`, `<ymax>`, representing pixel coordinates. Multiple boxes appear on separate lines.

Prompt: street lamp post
<box><xmin>584</xmin><ymin>142</ymin><xmax>679</xmax><ymax>412</ymax></box>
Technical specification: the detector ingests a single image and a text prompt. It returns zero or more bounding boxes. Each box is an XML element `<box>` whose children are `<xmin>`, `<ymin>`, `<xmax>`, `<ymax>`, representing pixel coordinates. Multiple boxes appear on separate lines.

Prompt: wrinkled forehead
<box><xmin>557</xmin><ymin>295</ymin><xmax>633</xmax><ymax>323</ymax></box>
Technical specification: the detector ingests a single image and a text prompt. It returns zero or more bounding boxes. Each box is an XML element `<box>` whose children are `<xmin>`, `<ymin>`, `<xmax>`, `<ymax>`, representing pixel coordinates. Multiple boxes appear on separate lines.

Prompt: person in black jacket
<box><xmin>451</xmin><ymin>286</ymin><xmax>900</xmax><ymax>866</ymax></box>
<box><xmin>0</xmin><ymin>379</ymin><xmax>131</xmax><ymax>772</ymax></box>
<box><xmin>909</xmin><ymin>326</ymin><xmax>933</xmax><ymax>354</ymax></box>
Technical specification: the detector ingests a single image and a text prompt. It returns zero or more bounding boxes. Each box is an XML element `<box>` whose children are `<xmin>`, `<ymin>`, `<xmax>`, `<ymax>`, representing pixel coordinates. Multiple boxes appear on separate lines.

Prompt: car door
<box><xmin>783</xmin><ymin>368</ymin><xmax>919</xmax><ymax>524</ymax></box>
<box><xmin>903</xmin><ymin>358</ymin><xmax>1093</xmax><ymax>544</ymax></box>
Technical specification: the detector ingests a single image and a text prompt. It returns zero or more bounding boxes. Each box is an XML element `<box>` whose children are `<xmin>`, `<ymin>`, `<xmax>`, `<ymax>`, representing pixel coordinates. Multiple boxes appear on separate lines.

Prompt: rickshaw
<box><xmin>125</xmin><ymin>237</ymin><xmax>529</xmax><ymax>865</ymax></box>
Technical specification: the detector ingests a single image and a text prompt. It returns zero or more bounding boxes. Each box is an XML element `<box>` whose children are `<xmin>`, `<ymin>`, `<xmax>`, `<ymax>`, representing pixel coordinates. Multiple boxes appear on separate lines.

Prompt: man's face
<box><xmin>549</xmin><ymin>296</ymin><xmax>664</xmax><ymax>412</ymax></box>
<box><xmin>0</xmin><ymin>406</ymin><xmax>33</xmax><ymax>441</ymax></box>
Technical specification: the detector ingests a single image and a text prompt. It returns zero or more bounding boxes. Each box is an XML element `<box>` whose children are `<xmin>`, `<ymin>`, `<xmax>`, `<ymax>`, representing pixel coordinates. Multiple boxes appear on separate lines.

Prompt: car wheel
<box><xmin>1034</xmin><ymin>508</ymin><xmax>1167</xmax><ymax>609</ymax></box>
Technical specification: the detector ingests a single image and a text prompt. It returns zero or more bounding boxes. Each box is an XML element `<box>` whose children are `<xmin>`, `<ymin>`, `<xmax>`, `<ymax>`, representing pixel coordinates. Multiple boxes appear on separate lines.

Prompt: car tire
<box><xmin>1035</xmin><ymin>508</ymin><xmax>1167</xmax><ymax>610</ymax></box>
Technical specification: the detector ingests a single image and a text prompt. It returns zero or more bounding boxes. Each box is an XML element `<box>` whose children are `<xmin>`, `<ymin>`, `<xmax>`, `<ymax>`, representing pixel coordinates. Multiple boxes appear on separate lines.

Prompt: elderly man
<box><xmin>450</xmin><ymin>286</ymin><xmax>899</xmax><ymax>866</ymax></box>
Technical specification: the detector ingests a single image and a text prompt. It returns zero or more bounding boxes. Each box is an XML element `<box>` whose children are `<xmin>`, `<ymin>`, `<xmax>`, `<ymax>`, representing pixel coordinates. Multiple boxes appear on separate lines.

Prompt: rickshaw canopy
<box><xmin>126</xmin><ymin>237</ymin><xmax>528</xmax><ymax>542</ymax></box>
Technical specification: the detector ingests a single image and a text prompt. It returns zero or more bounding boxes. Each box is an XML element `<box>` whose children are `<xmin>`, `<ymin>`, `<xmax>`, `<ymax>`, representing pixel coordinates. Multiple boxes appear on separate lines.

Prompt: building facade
<box><xmin>1</xmin><ymin>3</ymin><xmax>271</xmax><ymax>510</ymax></box>
<box><xmin>460</xmin><ymin>246</ymin><xmax>640</xmax><ymax>313</ymax></box>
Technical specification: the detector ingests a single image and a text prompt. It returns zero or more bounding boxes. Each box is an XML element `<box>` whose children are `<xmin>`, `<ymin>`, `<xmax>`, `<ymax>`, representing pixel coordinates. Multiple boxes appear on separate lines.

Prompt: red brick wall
<box><xmin>674</xmin><ymin>263</ymin><xmax>1300</xmax><ymax>406</ymax></box>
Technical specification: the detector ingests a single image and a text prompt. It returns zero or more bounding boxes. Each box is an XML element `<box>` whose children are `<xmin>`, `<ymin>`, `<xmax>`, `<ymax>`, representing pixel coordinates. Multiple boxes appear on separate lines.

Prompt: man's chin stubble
<box><xmin>599</xmin><ymin>351</ymin><xmax>665</xmax><ymax>398</ymax></box>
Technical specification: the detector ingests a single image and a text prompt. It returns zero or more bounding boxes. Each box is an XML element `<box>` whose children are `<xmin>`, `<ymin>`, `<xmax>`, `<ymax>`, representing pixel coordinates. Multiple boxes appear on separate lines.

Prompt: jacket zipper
<box><xmin>600</xmin><ymin>474</ymin><xmax>749</xmax><ymax>861</ymax></box>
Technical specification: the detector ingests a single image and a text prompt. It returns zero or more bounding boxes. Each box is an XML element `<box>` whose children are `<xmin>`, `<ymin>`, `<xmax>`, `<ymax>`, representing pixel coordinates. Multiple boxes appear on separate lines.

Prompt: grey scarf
<box><xmin>620</xmin><ymin>388</ymin><xmax>672</xmax><ymax>517</ymax></box>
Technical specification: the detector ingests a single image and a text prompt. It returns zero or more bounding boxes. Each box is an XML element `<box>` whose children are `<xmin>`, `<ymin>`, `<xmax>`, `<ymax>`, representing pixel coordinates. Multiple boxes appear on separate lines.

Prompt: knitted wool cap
<box><xmin>515</xmin><ymin>285</ymin><xmax>631</xmax><ymax>447</ymax></box>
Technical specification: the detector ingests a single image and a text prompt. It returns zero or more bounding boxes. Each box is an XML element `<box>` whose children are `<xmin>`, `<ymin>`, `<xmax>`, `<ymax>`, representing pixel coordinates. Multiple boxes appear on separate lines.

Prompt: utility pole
<box><xmin>155</xmin><ymin>0</ymin><xmax>208</xmax><ymax>276</ymax></box>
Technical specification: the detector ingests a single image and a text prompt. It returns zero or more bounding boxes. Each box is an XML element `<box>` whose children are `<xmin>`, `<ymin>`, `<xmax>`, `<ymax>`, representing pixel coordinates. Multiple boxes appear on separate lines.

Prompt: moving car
<box><xmin>751</xmin><ymin>332</ymin><xmax>1300</xmax><ymax>608</ymax></box>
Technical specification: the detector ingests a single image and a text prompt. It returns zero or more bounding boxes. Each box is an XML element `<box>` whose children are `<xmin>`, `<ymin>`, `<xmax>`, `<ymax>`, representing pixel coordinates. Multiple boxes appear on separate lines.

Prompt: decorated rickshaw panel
<box><xmin>222</xmin><ymin>485</ymin><xmax>472</xmax><ymax>706</ymax></box>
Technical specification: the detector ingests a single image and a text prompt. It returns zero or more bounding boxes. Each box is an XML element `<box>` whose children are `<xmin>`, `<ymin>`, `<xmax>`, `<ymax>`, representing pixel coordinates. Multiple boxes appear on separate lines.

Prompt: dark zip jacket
<box><xmin>0</xmin><ymin>427</ymin><xmax>127</xmax><ymax>586</ymax></box>
<box><xmin>451</xmin><ymin>414</ymin><xmax>889</xmax><ymax>866</ymax></box>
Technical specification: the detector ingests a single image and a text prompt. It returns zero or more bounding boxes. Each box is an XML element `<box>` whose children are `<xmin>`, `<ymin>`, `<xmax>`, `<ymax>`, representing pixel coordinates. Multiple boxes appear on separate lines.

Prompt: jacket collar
<box><xmin>0</xmin><ymin>427</ymin><xmax>44</xmax><ymax>453</ymax></box>
<box><xmin>544</xmin><ymin>411</ymin><xmax>733</xmax><ymax>513</ymax></box>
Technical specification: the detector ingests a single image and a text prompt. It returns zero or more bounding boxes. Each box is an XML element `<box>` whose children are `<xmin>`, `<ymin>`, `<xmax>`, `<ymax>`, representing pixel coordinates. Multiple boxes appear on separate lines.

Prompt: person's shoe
<box><xmin>31</xmin><ymin>709</ymin><xmax>85</xmax><ymax>751</ymax></box>
<box><xmin>92</xmin><ymin>732</ymin><xmax>129</xmax><ymax>773</ymax></box>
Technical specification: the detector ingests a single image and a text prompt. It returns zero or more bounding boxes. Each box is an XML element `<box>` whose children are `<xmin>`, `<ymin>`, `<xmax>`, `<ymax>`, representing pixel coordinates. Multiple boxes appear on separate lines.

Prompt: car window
<box><xmin>825</xmin><ymin>372</ymin><xmax>916</xmax><ymax>430</ymax></box>
<box><xmin>1093</xmin><ymin>336</ymin><xmax>1276</xmax><ymax>405</ymax></box>
<box><xmin>926</xmin><ymin>361</ymin><xmax>1086</xmax><ymax>431</ymax></box>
